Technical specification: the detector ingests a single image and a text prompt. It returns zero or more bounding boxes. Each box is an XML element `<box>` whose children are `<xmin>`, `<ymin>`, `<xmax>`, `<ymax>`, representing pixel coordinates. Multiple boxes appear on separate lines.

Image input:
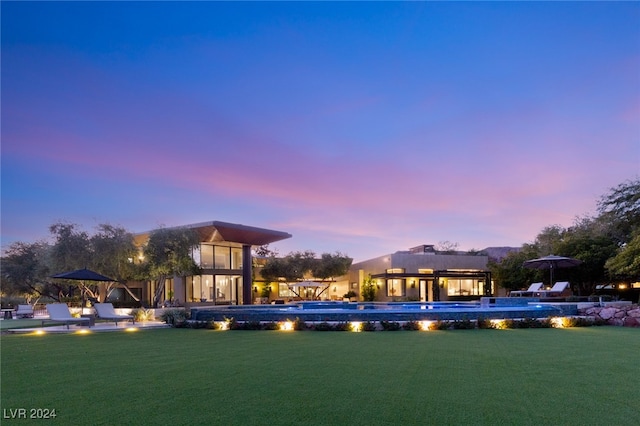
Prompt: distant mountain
<box><xmin>480</xmin><ymin>246</ymin><xmax>521</xmax><ymax>262</ymax></box>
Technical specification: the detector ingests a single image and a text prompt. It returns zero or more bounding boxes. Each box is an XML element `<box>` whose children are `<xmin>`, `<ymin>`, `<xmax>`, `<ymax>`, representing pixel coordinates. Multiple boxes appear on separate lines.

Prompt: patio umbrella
<box><xmin>51</xmin><ymin>268</ymin><xmax>116</xmax><ymax>312</ymax></box>
<box><xmin>522</xmin><ymin>255</ymin><xmax>582</xmax><ymax>286</ymax></box>
<box><xmin>51</xmin><ymin>268</ymin><xmax>115</xmax><ymax>282</ymax></box>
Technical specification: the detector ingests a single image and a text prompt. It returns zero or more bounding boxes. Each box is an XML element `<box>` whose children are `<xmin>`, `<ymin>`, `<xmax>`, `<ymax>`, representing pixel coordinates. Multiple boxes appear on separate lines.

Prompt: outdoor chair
<box><xmin>15</xmin><ymin>304</ymin><xmax>35</xmax><ymax>318</ymax></box>
<box><xmin>44</xmin><ymin>303</ymin><xmax>91</xmax><ymax>329</ymax></box>
<box><xmin>93</xmin><ymin>303</ymin><xmax>135</xmax><ymax>326</ymax></box>
<box><xmin>537</xmin><ymin>281</ymin><xmax>570</xmax><ymax>297</ymax></box>
<box><xmin>510</xmin><ymin>282</ymin><xmax>543</xmax><ymax>297</ymax></box>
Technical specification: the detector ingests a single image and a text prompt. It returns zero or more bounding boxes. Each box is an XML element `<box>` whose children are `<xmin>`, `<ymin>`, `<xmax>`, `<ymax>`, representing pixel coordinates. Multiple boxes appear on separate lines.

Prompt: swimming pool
<box><xmin>190</xmin><ymin>300</ymin><xmax>573</xmax><ymax>323</ymax></box>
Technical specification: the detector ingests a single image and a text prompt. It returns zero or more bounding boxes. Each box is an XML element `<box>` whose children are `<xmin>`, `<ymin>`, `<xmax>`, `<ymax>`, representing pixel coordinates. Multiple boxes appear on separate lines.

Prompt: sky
<box><xmin>1</xmin><ymin>2</ymin><xmax>639</xmax><ymax>262</ymax></box>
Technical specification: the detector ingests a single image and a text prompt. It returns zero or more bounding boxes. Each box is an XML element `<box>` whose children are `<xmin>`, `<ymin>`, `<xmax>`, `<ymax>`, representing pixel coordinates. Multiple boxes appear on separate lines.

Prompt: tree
<box><xmin>489</xmin><ymin>244</ymin><xmax>539</xmax><ymax>292</ymax></box>
<box><xmin>597</xmin><ymin>177</ymin><xmax>640</xmax><ymax>246</ymax></box>
<box><xmin>555</xmin><ymin>217</ymin><xmax>619</xmax><ymax>295</ymax></box>
<box><xmin>142</xmin><ymin>227</ymin><xmax>201</xmax><ymax>307</ymax></box>
<box><xmin>361</xmin><ymin>274</ymin><xmax>377</xmax><ymax>301</ymax></box>
<box><xmin>1</xmin><ymin>241</ymin><xmax>52</xmax><ymax>302</ymax></box>
<box><xmin>88</xmin><ymin>224</ymin><xmax>140</xmax><ymax>302</ymax></box>
<box><xmin>260</xmin><ymin>251</ymin><xmax>353</xmax><ymax>300</ymax></box>
<box><xmin>311</xmin><ymin>252</ymin><xmax>353</xmax><ymax>281</ymax></box>
<box><xmin>48</xmin><ymin>222</ymin><xmax>92</xmax><ymax>273</ymax></box>
<box><xmin>534</xmin><ymin>225</ymin><xmax>565</xmax><ymax>256</ymax></box>
<box><xmin>605</xmin><ymin>230</ymin><xmax>640</xmax><ymax>282</ymax></box>
<box><xmin>253</xmin><ymin>244</ymin><xmax>278</xmax><ymax>258</ymax></box>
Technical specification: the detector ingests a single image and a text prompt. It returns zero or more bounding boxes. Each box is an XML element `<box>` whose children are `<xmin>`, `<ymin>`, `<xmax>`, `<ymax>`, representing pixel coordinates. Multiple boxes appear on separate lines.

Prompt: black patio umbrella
<box><xmin>522</xmin><ymin>255</ymin><xmax>582</xmax><ymax>286</ymax></box>
<box><xmin>51</xmin><ymin>268</ymin><xmax>116</xmax><ymax>310</ymax></box>
<box><xmin>51</xmin><ymin>268</ymin><xmax>115</xmax><ymax>282</ymax></box>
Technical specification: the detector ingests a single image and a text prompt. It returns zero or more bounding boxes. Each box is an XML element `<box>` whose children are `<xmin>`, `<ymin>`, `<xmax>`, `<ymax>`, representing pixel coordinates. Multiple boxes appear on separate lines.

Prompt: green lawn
<box><xmin>1</xmin><ymin>327</ymin><xmax>638</xmax><ymax>425</ymax></box>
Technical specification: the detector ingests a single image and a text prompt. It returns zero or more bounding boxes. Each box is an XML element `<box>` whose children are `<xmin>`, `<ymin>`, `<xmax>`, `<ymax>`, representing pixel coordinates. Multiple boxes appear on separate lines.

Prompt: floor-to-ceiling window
<box><xmin>387</xmin><ymin>279</ymin><xmax>405</xmax><ymax>297</ymax></box>
<box><xmin>187</xmin><ymin>244</ymin><xmax>244</xmax><ymax>304</ymax></box>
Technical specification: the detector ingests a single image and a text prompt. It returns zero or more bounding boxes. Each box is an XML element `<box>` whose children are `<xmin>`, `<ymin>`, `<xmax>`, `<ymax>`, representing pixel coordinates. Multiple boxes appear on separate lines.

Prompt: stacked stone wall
<box><xmin>579</xmin><ymin>304</ymin><xmax>640</xmax><ymax>327</ymax></box>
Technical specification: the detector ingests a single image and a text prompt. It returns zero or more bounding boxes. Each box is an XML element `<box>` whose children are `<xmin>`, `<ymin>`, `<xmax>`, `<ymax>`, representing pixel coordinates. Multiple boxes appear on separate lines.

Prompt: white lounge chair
<box><xmin>15</xmin><ymin>304</ymin><xmax>34</xmax><ymax>318</ymax></box>
<box><xmin>93</xmin><ymin>303</ymin><xmax>135</xmax><ymax>326</ymax></box>
<box><xmin>538</xmin><ymin>281</ymin><xmax>570</xmax><ymax>297</ymax></box>
<box><xmin>510</xmin><ymin>282</ymin><xmax>543</xmax><ymax>297</ymax></box>
<box><xmin>44</xmin><ymin>304</ymin><xmax>91</xmax><ymax>329</ymax></box>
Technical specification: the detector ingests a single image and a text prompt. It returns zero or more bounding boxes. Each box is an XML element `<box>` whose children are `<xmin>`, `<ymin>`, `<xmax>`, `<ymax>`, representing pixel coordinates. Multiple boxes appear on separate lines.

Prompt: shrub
<box><xmin>294</xmin><ymin>317</ymin><xmax>307</xmax><ymax>331</ymax></box>
<box><xmin>477</xmin><ymin>317</ymin><xmax>492</xmax><ymax>329</ymax></box>
<box><xmin>434</xmin><ymin>320</ymin><xmax>450</xmax><ymax>330</ymax></box>
<box><xmin>263</xmin><ymin>322</ymin><xmax>279</xmax><ymax>330</ymax></box>
<box><xmin>402</xmin><ymin>321</ymin><xmax>420</xmax><ymax>331</ymax></box>
<box><xmin>206</xmin><ymin>320</ymin><xmax>220</xmax><ymax>330</ymax></box>
<box><xmin>362</xmin><ymin>321</ymin><xmax>377</xmax><ymax>331</ymax></box>
<box><xmin>380</xmin><ymin>321</ymin><xmax>402</xmax><ymax>331</ymax></box>
<box><xmin>314</xmin><ymin>322</ymin><xmax>333</xmax><ymax>331</ymax></box>
<box><xmin>160</xmin><ymin>309</ymin><xmax>188</xmax><ymax>326</ymax></box>
<box><xmin>333</xmin><ymin>322</ymin><xmax>351</xmax><ymax>331</ymax></box>
<box><xmin>189</xmin><ymin>321</ymin><xmax>208</xmax><ymax>329</ymax></box>
<box><xmin>452</xmin><ymin>318</ymin><xmax>474</xmax><ymax>329</ymax></box>
<box><xmin>131</xmin><ymin>308</ymin><xmax>154</xmax><ymax>322</ymax></box>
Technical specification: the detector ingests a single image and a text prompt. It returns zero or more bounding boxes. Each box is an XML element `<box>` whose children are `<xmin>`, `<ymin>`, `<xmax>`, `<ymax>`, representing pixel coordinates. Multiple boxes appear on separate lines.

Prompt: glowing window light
<box><xmin>350</xmin><ymin>321</ymin><xmax>362</xmax><ymax>332</ymax></box>
<box><xmin>280</xmin><ymin>321</ymin><xmax>294</xmax><ymax>331</ymax></box>
<box><xmin>420</xmin><ymin>321</ymin><xmax>433</xmax><ymax>331</ymax></box>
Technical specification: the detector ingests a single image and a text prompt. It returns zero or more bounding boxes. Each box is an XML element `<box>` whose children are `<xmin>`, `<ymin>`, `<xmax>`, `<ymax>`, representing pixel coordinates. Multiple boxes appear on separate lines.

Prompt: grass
<box><xmin>1</xmin><ymin>327</ymin><xmax>639</xmax><ymax>425</ymax></box>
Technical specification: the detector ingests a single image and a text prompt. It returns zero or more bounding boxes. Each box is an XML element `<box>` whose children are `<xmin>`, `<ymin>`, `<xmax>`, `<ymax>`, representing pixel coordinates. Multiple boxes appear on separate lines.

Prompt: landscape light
<box><xmin>419</xmin><ymin>321</ymin><xmax>433</xmax><ymax>331</ymax></box>
<box><xmin>280</xmin><ymin>321</ymin><xmax>294</xmax><ymax>331</ymax></box>
<box><xmin>350</xmin><ymin>321</ymin><xmax>362</xmax><ymax>332</ymax></box>
<box><xmin>550</xmin><ymin>317</ymin><xmax>566</xmax><ymax>328</ymax></box>
<box><xmin>490</xmin><ymin>319</ymin><xmax>506</xmax><ymax>329</ymax></box>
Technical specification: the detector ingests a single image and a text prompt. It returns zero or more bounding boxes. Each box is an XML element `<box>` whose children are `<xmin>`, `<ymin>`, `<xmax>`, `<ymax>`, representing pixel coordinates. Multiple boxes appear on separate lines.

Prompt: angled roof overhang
<box><xmin>133</xmin><ymin>220</ymin><xmax>292</xmax><ymax>247</ymax></box>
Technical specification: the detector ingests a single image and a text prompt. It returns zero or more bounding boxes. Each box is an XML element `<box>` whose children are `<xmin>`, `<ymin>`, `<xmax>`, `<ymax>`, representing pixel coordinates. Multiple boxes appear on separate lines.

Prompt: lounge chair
<box><xmin>93</xmin><ymin>303</ymin><xmax>135</xmax><ymax>326</ymax></box>
<box><xmin>537</xmin><ymin>281</ymin><xmax>570</xmax><ymax>297</ymax></box>
<box><xmin>510</xmin><ymin>282</ymin><xmax>543</xmax><ymax>297</ymax></box>
<box><xmin>44</xmin><ymin>304</ymin><xmax>91</xmax><ymax>329</ymax></box>
<box><xmin>15</xmin><ymin>304</ymin><xmax>34</xmax><ymax>318</ymax></box>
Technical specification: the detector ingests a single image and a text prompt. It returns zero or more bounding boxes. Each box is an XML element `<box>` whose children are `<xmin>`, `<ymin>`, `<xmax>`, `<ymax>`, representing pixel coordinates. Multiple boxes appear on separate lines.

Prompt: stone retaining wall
<box><xmin>579</xmin><ymin>304</ymin><xmax>640</xmax><ymax>327</ymax></box>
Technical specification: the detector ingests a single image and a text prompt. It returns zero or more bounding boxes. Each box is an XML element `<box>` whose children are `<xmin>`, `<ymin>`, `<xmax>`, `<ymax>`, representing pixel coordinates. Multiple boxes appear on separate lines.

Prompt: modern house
<box><xmin>343</xmin><ymin>244</ymin><xmax>493</xmax><ymax>302</ymax></box>
<box><xmin>116</xmin><ymin>221</ymin><xmax>292</xmax><ymax>307</ymax></box>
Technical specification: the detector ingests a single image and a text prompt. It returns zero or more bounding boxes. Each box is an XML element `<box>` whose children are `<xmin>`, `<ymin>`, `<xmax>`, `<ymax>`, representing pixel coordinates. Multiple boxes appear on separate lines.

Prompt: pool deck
<box><xmin>2</xmin><ymin>316</ymin><xmax>169</xmax><ymax>334</ymax></box>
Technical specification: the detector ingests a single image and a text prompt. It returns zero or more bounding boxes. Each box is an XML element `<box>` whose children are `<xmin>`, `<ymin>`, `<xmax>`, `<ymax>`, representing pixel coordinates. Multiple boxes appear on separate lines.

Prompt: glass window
<box><xmin>387</xmin><ymin>279</ymin><xmax>404</xmax><ymax>297</ymax></box>
<box><xmin>278</xmin><ymin>283</ymin><xmax>295</xmax><ymax>298</ymax></box>
<box><xmin>215</xmin><ymin>246</ymin><xmax>231</xmax><ymax>269</ymax></box>
<box><xmin>386</xmin><ymin>268</ymin><xmax>405</xmax><ymax>274</ymax></box>
<box><xmin>216</xmin><ymin>275</ymin><xmax>231</xmax><ymax>302</ymax></box>
<box><xmin>231</xmin><ymin>247</ymin><xmax>243</xmax><ymax>270</ymax></box>
<box><xmin>447</xmin><ymin>279</ymin><xmax>483</xmax><ymax>296</ymax></box>
<box><xmin>200</xmin><ymin>245</ymin><xmax>214</xmax><ymax>269</ymax></box>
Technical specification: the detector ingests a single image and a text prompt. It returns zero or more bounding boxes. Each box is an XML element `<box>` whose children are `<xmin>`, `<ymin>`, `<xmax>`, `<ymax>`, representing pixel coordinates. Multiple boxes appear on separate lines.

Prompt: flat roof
<box><xmin>134</xmin><ymin>220</ymin><xmax>292</xmax><ymax>247</ymax></box>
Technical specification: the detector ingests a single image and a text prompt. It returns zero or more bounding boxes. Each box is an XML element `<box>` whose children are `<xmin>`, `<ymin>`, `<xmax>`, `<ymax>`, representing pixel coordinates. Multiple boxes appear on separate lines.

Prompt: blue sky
<box><xmin>2</xmin><ymin>2</ymin><xmax>638</xmax><ymax>261</ymax></box>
